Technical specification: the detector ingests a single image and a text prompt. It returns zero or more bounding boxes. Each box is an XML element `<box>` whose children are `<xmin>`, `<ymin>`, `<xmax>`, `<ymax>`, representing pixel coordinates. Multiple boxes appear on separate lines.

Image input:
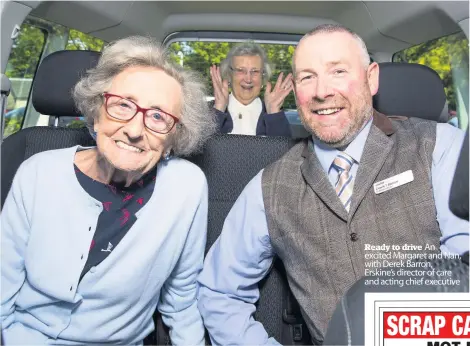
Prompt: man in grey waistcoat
<box><xmin>197</xmin><ymin>24</ymin><xmax>469</xmax><ymax>345</ymax></box>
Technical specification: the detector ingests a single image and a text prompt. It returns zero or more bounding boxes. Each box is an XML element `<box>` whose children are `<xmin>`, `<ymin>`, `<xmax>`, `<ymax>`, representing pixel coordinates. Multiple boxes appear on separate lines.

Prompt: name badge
<box><xmin>373</xmin><ymin>170</ymin><xmax>414</xmax><ymax>194</ymax></box>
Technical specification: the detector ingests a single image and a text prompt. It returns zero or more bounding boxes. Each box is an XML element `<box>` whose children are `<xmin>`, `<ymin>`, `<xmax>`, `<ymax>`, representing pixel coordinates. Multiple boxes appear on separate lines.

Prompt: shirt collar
<box><xmin>229</xmin><ymin>93</ymin><xmax>261</xmax><ymax>110</ymax></box>
<box><xmin>312</xmin><ymin>117</ymin><xmax>373</xmax><ymax>174</ymax></box>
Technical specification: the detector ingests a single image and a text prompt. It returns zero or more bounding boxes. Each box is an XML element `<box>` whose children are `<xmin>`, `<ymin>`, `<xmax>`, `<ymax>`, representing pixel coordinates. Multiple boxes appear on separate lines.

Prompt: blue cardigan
<box><xmin>1</xmin><ymin>146</ymin><xmax>207</xmax><ymax>345</ymax></box>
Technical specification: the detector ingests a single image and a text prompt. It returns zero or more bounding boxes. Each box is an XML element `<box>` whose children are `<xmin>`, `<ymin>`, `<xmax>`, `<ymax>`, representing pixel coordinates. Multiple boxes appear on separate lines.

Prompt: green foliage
<box><xmin>4</xmin><ymin>117</ymin><xmax>22</xmax><ymax>138</ymax></box>
<box><xmin>394</xmin><ymin>32</ymin><xmax>469</xmax><ymax>112</ymax></box>
<box><xmin>67</xmin><ymin>119</ymin><xmax>87</xmax><ymax>128</ymax></box>
<box><xmin>6</xmin><ymin>23</ymin><xmax>104</xmax><ymax>80</ymax></box>
<box><xmin>260</xmin><ymin>43</ymin><xmax>296</xmax><ymax>108</ymax></box>
<box><xmin>5</xmin><ymin>24</ymin><xmax>46</xmax><ymax>79</ymax></box>
<box><xmin>4</xmin><ymin>20</ymin><xmax>106</xmax><ymax>137</ymax></box>
<box><xmin>169</xmin><ymin>41</ymin><xmax>234</xmax><ymax>95</ymax></box>
<box><xmin>66</xmin><ymin>29</ymin><xmax>105</xmax><ymax>51</ymax></box>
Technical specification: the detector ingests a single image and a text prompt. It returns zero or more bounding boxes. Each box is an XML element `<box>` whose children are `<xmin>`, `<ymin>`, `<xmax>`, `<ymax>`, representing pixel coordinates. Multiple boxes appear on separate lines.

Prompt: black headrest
<box><xmin>32</xmin><ymin>50</ymin><xmax>101</xmax><ymax>117</ymax></box>
<box><xmin>373</xmin><ymin>62</ymin><xmax>447</xmax><ymax>122</ymax></box>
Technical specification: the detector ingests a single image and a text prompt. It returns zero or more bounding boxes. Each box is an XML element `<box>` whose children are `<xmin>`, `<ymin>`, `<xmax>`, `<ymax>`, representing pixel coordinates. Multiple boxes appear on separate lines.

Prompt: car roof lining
<box><xmin>15</xmin><ymin>1</ymin><xmax>470</xmax><ymax>53</ymax></box>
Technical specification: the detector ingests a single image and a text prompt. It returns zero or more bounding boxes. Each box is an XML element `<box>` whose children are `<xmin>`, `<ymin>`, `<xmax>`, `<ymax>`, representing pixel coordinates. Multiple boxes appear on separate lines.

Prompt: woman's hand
<box><xmin>264</xmin><ymin>72</ymin><xmax>293</xmax><ymax>114</ymax></box>
<box><xmin>210</xmin><ymin>65</ymin><xmax>229</xmax><ymax>112</ymax></box>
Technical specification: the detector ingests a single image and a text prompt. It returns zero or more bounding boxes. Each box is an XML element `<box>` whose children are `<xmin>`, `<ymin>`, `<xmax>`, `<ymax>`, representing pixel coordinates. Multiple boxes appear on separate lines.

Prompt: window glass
<box><xmin>167</xmin><ymin>40</ymin><xmax>297</xmax><ymax>110</ymax></box>
<box><xmin>393</xmin><ymin>31</ymin><xmax>469</xmax><ymax>129</ymax></box>
<box><xmin>5</xmin><ymin>16</ymin><xmax>107</xmax><ymax>135</ymax></box>
<box><xmin>65</xmin><ymin>28</ymin><xmax>105</xmax><ymax>52</ymax></box>
<box><xmin>3</xmin><ymin>21</ymin><xmax>46</xmax><ymax>138</ymax></box>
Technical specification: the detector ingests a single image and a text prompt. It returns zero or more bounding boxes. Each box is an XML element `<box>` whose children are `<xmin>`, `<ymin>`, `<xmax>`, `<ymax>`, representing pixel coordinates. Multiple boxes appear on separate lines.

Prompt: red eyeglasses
<box><xmin>102</xmin><ymin>93</ymin><xmax>180</xmax><ymax>134</ymax></box>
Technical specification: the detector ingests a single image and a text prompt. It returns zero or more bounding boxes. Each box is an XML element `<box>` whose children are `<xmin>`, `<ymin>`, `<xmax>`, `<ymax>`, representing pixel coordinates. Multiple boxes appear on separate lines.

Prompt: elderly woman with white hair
<box><xmin>1</xmin><ymin>36</ymin><xmax>216</xmax><ymax>345</ymax></box>
<box><xmin>211</xmin><ymin>41</ymin><xmax>293</xmax><ymax>136</ymax></box>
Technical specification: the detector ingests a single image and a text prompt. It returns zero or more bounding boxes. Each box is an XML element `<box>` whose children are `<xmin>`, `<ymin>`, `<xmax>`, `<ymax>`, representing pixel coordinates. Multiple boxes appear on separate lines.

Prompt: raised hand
<box><xmin>264</xmin><ymin>72</ymin><xmax>293</xmax><ymax>114</ymax></box>
<box><xmin>210</xmin><ymin>65</ymin><xmax>229</xmax><ymax>112</ymax></box>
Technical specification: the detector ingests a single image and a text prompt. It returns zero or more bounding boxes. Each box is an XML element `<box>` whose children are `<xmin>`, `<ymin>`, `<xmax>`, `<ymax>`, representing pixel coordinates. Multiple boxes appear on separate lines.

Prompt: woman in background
<box><xmin>211</xmin><ymin>41</ymin><xmax>293</xmax><ymax>137</ymax></box>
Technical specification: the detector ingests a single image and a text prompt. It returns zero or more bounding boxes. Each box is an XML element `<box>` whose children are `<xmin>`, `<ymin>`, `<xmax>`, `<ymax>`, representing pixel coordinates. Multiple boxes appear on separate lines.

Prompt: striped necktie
<box><xmin>332</xmin><ymin>152</ymin><xmax>355</xmax><ymax>212</ymax></box>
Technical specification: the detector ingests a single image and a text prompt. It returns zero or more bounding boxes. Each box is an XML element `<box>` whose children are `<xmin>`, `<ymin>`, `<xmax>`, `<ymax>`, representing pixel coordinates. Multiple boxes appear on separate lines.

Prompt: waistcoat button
<box><xmin>350</xmin><ymin>233</ymin><xmax>358</xmax><ymax>241</ymax></box>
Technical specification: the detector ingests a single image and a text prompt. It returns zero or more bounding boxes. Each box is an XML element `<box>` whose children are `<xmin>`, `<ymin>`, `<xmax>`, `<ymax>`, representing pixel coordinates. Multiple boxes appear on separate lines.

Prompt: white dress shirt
<box><xmin>228</xmin><ymin>93</ymin><xmax>262</xmax><ymax>135</ymax></box>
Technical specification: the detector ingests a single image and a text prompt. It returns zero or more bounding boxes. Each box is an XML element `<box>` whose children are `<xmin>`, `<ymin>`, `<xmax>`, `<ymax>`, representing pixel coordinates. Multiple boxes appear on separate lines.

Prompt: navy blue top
<box><xmin>214</xmin><ymin>102</ymin><xmax>292</xmax><ymax>137</ymax></box>
<box><xmin>74</xmin><ymin>164</ymin><xmax>157</xmax><ymax>280</ymax></box>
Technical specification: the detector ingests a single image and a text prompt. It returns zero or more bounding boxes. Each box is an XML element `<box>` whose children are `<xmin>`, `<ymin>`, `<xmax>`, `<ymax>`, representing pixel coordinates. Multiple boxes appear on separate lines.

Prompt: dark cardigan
<box><xmin>213</xmin><ymin>101</ymin><xmax>292</xmax><ymax>137</ymax></box>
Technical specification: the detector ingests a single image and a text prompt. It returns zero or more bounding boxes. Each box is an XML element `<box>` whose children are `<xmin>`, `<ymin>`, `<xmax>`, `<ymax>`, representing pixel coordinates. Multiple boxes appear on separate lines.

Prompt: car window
<box><xmin>167</xmin><ymin>40</ymin><xmax>297</xmax><ymax>110</ymax></box>
<box><xmin>65</xmin><ymin>29</ymin><xmax>105</xmax><ymax>51</ymax></box>
<box><xmin>393</xmin><ymin>31</ymin><xmax>469</xmax><ymax>129</ymax></box>
<box><xmin>3</xmin><ymin>20</ymin><xmax>46</xmax><ymax>138</ymax></box>
<box><xmin>5</xmin><ymin>16</ymin><xmax>107</xmax><ymax>136</ymax></box>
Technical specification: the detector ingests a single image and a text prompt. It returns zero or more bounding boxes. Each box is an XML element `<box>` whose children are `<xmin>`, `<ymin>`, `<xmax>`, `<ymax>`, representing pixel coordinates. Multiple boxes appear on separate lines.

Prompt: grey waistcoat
<box><xmin>261</xmin><ymin>112</ymin><xmax>441</xmax><ymax>342</ymax></box>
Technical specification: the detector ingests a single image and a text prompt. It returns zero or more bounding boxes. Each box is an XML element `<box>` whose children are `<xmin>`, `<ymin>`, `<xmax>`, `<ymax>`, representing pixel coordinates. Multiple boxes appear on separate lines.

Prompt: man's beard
<box><xmin>298</xmin><ymin>99</ymin><xmax>373</xmax><ymax>148</ymax></box>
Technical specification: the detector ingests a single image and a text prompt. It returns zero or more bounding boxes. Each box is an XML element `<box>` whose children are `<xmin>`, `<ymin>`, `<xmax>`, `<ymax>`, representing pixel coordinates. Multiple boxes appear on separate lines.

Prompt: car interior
<box><xmin>1</xmin><ymin>1</ymin><xmax>469</xmax><ymax>345</ymax></box>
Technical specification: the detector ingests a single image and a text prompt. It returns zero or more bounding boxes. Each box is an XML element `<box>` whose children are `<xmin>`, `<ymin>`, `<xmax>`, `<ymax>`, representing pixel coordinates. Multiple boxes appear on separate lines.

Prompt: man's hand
<box><xmin>210</xmin><ymin>65</ymin><xmax>229</xmax><ymax>112</ymax></box>
<box><xmin>264</xmin><ymin>72</ymin><xmax>293</xmax><ymax>114</ymax></box>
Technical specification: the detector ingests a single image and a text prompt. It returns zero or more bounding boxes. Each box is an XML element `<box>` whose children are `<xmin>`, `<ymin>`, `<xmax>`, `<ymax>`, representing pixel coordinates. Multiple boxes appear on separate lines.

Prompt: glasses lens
<box><xmin>106</xmin><ymin>96</ymin><xmax>136</xmax><ymax>119</ymax></box>
<box><xmin>237</xmin><ymin>68</ymin><xmax>247</xmax><ymax>75</ymax></box>
<box><xmin>231</xmin><ymin>67</ymin><xmax>245</xmax><ymax>76</ymax></box>
<box><xmin>146</xmin><ymin>110</ymin><xmax>174</xmax><ymax>133</ymax></box>
<box><xmin>233</xmin><ymin>67</ymin><xmax>261</xmax><ymax>78</ymax></box>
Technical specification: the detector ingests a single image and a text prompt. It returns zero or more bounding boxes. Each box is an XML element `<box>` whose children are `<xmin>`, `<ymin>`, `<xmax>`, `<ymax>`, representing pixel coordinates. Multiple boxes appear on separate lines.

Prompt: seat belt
<box><xmin>276</xmin><ymin>256</ymin><xmax>315</xmax><ymax>345</ymax></box>
<box><xmin>1</xmin><ymin>74</ymin><xmax>12</xmax><ymax>142</ymax></box>
<box><xmin>283</xmin><ymin>289</ymin><xmax>306</xmax><ymax>343</ymax></box>
<box><xmin>154</xmin><ymin>312</ymin><xmax>171</xmax><ymax>345</ymax></box>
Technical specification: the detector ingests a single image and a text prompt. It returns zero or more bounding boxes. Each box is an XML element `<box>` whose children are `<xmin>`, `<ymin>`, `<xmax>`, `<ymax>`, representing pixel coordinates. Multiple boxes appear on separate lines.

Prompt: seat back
<box><xmin>189</xmin><ymin>134</ymin><xmax>297</xmax><ymax>252</ymax></box>
<box><xmin>145</xmin><ymin>134</ymin><xmax>312</xmax><ymax>345</ymax></box>
<box><xmin>1</xmin><ymin>127</ymin><xmax>95</xmax><ymax>206</ymax></box>
<box><xmin>1</xmin><ymin>50</ymin><xmax>100</xmax><ymax>207</ymax></box>
<box><xmin>188</xmin><ymin>134</ymin><xmax>311</xmax><ymax>343</ymax></box>
<box><xmin>373</xmin><ymin>62</ymin><xmax>449</xmax><ymax>122</ymax></box>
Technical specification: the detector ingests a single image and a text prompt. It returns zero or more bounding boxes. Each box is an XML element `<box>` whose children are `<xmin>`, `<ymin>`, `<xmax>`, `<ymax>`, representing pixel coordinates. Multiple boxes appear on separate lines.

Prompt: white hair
<box><xmin>220</xmin><ymin>41</ymin><xmax>273</xmax><ymax>84</ymax></box>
